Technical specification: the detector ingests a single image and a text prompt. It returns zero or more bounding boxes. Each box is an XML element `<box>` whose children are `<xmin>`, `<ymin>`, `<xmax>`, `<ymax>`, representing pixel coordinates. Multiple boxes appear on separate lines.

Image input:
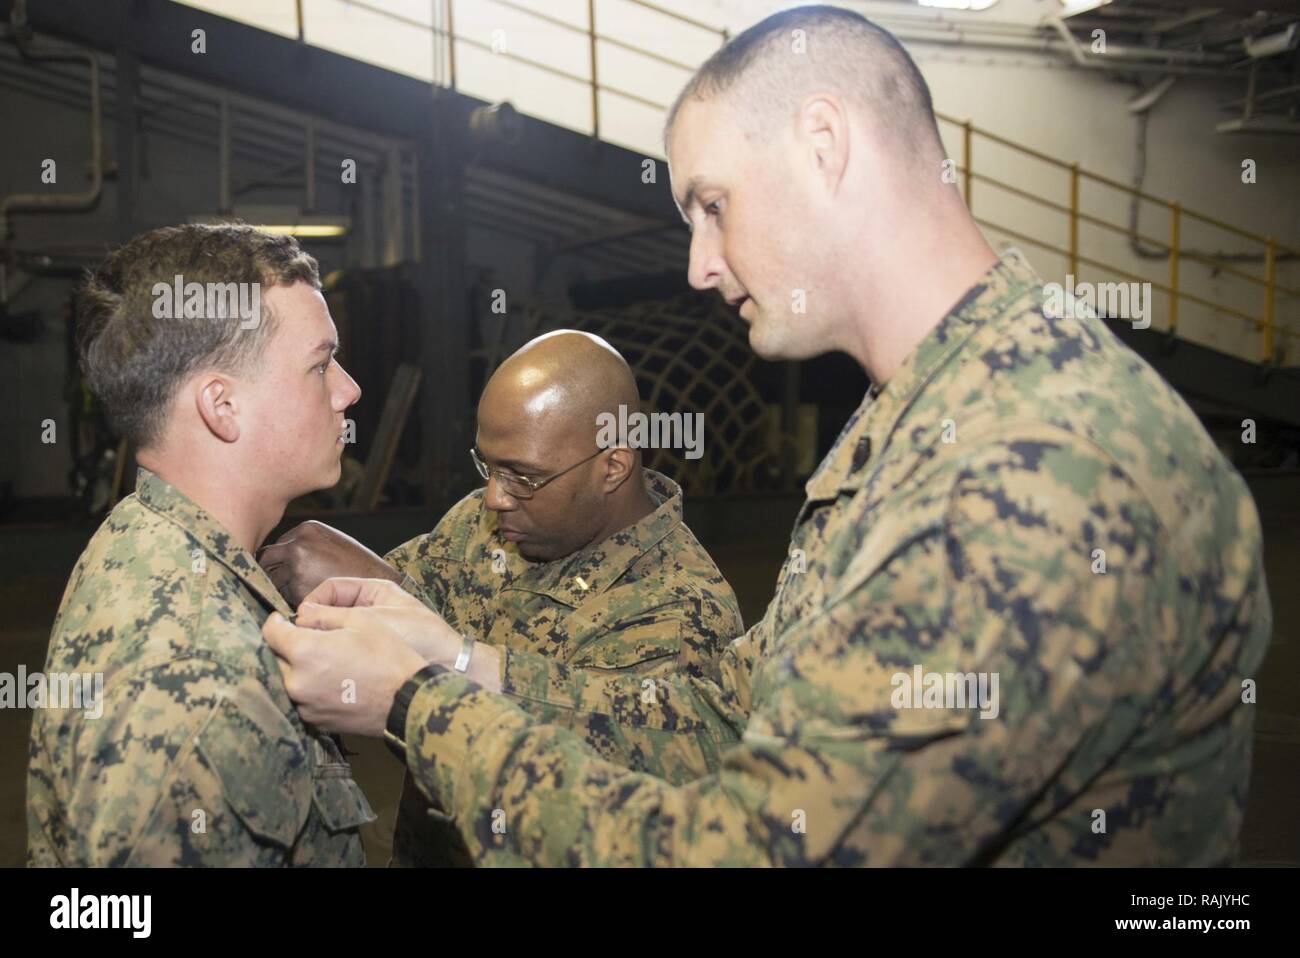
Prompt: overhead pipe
<box><xmin>858</xmin><ymin>9</ymin><xmax>1238</xmax><ymax>72</ymax></box>
<box><xmin>887</xmin><ymin>12</ymin><xmax>1229</xmax><ymax>62</ymax></box>
<box><xmin>1125</xmin><ymin>74</ymin><xmax>1296</xmax><ymax>265</ymax></box>
<box><xmin>1036</xmin><ymin>14</ymin><xmax>1239</xmax><ymax>77</ymax></box>
<box><xmin>0</xmin><ymin>0</ymin><xmax>104</xmax><ymax>242</ymax></box>
<box><xmin>854</xmin><ymin>18</ymin><xmax>1242</xmax><ymax>80</ymax></box>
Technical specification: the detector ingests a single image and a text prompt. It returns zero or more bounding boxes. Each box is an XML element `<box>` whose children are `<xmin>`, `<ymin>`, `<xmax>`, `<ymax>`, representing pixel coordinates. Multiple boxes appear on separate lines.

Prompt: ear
<box><xmin>194</xmin><ymin>374</ymin><xmax>241</xmax><ymax>444</ymax></box>
<box><xmin>600</xmin><ymin>447</ymin><xmax>636</xmax><ymax>494</ymax></box>
<box><xmin>797</xmin><ymin>95</ymin><xmax>849</xmax><ymax>196</ymax></box>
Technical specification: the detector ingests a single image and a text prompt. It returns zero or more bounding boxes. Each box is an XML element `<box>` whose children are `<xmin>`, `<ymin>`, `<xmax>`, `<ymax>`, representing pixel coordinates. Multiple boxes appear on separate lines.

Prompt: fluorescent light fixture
<box><xmin>1057</xmin><ymin>0</ymin><xmax>1113</xmax><ymax>16</ymax></box>
<box><xmin>188</xmin><ymin>207</ymin><xmax>350</xmax><ymax>239</ymax></box>
<box><xmin>247</xmin><ymin>223</ymin><xmax>348</xmax><ymax>237</ymax></box>
<box><xmin>918</xmin><ymin>0</ymin><xmax>1000</xmax><ymax>9</ymax></box>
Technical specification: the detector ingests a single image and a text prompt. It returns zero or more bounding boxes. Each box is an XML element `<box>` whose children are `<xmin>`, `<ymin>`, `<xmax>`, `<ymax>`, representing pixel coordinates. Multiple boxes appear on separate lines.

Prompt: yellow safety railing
<box><xmin>309</xmin><ymin>0</ymin><xmax>727</xmax><ymax>140</ymax></box>
<box><xmin>938</xmin><ymin>112</ymin><xmax>1299</xmax><ymax>365</ymax></box>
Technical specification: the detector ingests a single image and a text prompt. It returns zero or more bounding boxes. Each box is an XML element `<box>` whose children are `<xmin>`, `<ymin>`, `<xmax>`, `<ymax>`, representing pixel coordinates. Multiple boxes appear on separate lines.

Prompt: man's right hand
<box><xmin>258</xmin><ymin>520</ymin><xmax>402</xmax><ymax>607</ymax></box>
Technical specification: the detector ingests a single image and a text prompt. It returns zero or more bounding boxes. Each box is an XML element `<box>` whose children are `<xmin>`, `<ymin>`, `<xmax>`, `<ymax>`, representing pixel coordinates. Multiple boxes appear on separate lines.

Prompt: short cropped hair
<box><xmin>665</xmin><ymin>5</ymin><xmax>942</xmax><ymax>159</ymax></box>
<box><xmin>77</xmin><ymin>223</ymin><xmax>320</xmax><ymax>449</ymax></box>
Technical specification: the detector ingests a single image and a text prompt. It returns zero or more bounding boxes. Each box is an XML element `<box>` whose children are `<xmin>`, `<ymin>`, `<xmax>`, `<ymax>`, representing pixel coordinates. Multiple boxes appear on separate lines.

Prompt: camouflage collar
<box><xmin>805</xmin><ymin>250</ymin><xmax>1042</xmax><ymax>501</ymax></box>
<box><xmin>507</xmin><ymin>468</ymin><xmax>684</xmax><ymax>606</ymax></box>
<box><xmin>133</xmin><ymin>467</ymin><xmax>293</xmax><ymax>617</ymax></box>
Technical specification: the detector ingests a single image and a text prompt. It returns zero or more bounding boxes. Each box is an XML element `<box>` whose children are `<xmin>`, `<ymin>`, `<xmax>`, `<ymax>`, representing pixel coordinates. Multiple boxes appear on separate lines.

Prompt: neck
<box><xmin>840</xmin><ymin>191</ymin><xmax>999</xmax><ymax>387</ymax></box>
<box><xmin>137</xmin><ymin>449</ymin><xmax>285</xmax><ymax>555</ymax></box>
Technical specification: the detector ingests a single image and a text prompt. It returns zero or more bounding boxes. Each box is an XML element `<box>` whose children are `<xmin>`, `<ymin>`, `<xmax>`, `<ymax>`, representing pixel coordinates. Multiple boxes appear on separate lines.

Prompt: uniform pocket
<box><xmin>195</xmin><ymin>695</ymin><xmax>312</xmax><ymax>849</ymax></box>
<box><xmin>567</xmin><ymin>617</ymin><xmax>685</xmax><ymax>672</ymax></box>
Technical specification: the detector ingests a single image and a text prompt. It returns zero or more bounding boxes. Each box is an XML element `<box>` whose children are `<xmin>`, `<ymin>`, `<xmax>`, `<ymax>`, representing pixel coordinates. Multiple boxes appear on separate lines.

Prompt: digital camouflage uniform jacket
<box><xmin>27</xmin><ymin>468</ymin><xmax>375</xmax><ymax>866</ymax></box>
<box><xmin>392</xmin><ymin>251</ymin><xmax>1271</xmax><ymax>866</ymax></box>
<box><xmin>384</xmin><ymin>468</ymin><xmax>743</xmax><ymax>865</ymax></box>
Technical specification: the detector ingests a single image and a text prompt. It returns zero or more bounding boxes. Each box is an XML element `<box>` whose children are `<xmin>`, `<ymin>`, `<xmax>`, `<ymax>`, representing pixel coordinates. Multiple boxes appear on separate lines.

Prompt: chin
<box><xmin>303</xmin><ymin>460</ymin><xmax>343</xmax><ymax>495</ymax></box>
<box><xmin>748</xmin><ymin>322</ymin><xmax>786</xmax><ymax>361</ymax></box>
<box><xmin>518</xmin><ymin>542</ymin><xmax>550</xmax><ymax>562</ymax></box>
<box><xmin>750</xmin><ymin>320</ymin><xmax>828</xmax><ymax>363</ymax></box>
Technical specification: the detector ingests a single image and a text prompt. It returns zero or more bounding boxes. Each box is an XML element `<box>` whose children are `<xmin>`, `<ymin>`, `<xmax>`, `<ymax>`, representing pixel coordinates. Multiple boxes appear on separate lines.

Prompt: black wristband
<box><xmin>383</xmin><ymin>664</ymin><xmax>446</xmax><ymax>763</ymax></box>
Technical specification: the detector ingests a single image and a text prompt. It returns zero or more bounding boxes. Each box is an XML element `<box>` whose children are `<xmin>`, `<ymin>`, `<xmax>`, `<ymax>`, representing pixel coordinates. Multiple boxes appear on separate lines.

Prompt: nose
<box><xmin>332</xmin><ymin>362</ymin><xmax>362</xmax><ymax>410</ymax></box>
<box><xmin>483</xmin><ymin>475</ymin><xmax>518</xmax><ymax>513</ymax></box>
<box><xmin>687</xmin><ymin>228</ymin><xmax>724</xmax><ymax>292</ymax></box>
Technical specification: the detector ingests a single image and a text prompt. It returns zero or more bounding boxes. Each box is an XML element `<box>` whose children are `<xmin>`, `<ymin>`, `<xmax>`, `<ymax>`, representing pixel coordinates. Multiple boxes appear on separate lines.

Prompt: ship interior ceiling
<box><xmin>0</xmin><ymin>0</ymin><xmax>1298</xmax><ymax>884</ymax></box>
<box><xmin>1052</xmin><ymin>0</ymin><xmax>1300</xmax><ymax>129</ymax></box>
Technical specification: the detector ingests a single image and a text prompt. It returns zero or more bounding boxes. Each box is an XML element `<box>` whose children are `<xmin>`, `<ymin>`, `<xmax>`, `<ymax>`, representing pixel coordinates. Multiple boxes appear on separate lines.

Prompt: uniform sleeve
<box><xmin>65</xmin><ymin>657</ymin><xmax>313</xmax><ymax>867</ymax></box>
<box><xmin>385</xmin><ymin>537</ymin><xmax>453</xmax><ymax>615</ymax></box>
<box><xmin>400</xmin><ymin>432</ymin><xmax>1172</xmax><ymax>866</ymax></box>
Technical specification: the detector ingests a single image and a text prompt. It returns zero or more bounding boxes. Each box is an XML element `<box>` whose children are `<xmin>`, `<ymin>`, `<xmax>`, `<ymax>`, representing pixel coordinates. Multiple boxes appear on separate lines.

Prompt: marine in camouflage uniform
<box><xmin>383</xmin><ymin>467</ymin><xmax>743</xmax><ymax>865</ymax></box>
<box><xmin>27</xmin><ymin>468</ymin><xmax>375</xmax><ymax>866</ymax></box>
<box><xmin>388</xmin><ymin>251</ymin><xmax>1271</xmax><ymax>866</ymax></box>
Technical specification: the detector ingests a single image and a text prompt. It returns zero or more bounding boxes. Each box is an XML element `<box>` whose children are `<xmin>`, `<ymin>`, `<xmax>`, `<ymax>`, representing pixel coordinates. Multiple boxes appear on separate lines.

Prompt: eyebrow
<box><xmin>675</xmin><ymin>176</ymin><xmax>703</xmax><ymax>226</ymax></box>
<box><xmin>308</xmin><ymin>339</ymin><xmax>339</xmax><ymax>357</ymax></box>
<box><xmin>477</xmin><ymin>446</ymin><xmax>542</xmax><ymax>475</ymax></box>
<box><xmin>497</xmin><ymin>455</ymin><xmax>544</xmax><ymax>474</ymax></box>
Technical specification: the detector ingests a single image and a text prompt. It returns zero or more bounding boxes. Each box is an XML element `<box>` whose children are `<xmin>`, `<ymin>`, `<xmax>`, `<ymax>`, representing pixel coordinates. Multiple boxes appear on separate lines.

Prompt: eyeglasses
<box><xmin>470</xmin><ymin>446</ymin><xmax>604</xmax><ymax>500</ymax></box>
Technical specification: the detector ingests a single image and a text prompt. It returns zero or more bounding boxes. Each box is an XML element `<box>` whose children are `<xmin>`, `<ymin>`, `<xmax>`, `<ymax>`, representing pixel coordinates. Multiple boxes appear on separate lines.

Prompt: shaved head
<box><xmin>475</xmin><ymin>330</ymin><xmax>651</xmax><ymax>562</ymax></box>
<box><xmin>665</xmin><ymin>5</ymin><xmax>942</xmax><ymax>163</ymax></box>
<box><xmin>480</xmin><ymin>330</ymin><xmax>641</xmax><ymax>461</ymax></box>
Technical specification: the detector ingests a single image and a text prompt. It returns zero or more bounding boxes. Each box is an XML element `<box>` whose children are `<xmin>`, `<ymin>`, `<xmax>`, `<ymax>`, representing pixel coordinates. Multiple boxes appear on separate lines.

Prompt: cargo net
<box><xmin>468</xmin><ymin>293</ymin><xmax>790</xmax><ymax>496</ymax></box>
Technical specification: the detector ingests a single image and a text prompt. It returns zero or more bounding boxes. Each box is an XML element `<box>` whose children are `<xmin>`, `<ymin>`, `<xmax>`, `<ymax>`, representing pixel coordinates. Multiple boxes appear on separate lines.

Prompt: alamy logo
<box><xmin>595</xmin><ymin>405</ymin><xmax>703</xmax><ymax>460</ymax></box>
<box><xmin>151</xmin><ymin>275</ymin><xmax>261</xmax><ymax>329</ymax></box>
<box><xmin>890</xmin><ymin>666</ymin><xmax>1000</xmax><ymax>720</ymax></box>
<box><xmin>50</xmin><ymin>888</ymin><xmax>151</xmax><ymax>938</ymax></box>
<box><xmin>0</xmin><ymin>668</ymin><xmax>103</xmax><ymax>719</ymax></box>
<box><xmin>1043</xmin><ymin>275</ymin><xmax>1150</xmax><ymax>329</ymax></box>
